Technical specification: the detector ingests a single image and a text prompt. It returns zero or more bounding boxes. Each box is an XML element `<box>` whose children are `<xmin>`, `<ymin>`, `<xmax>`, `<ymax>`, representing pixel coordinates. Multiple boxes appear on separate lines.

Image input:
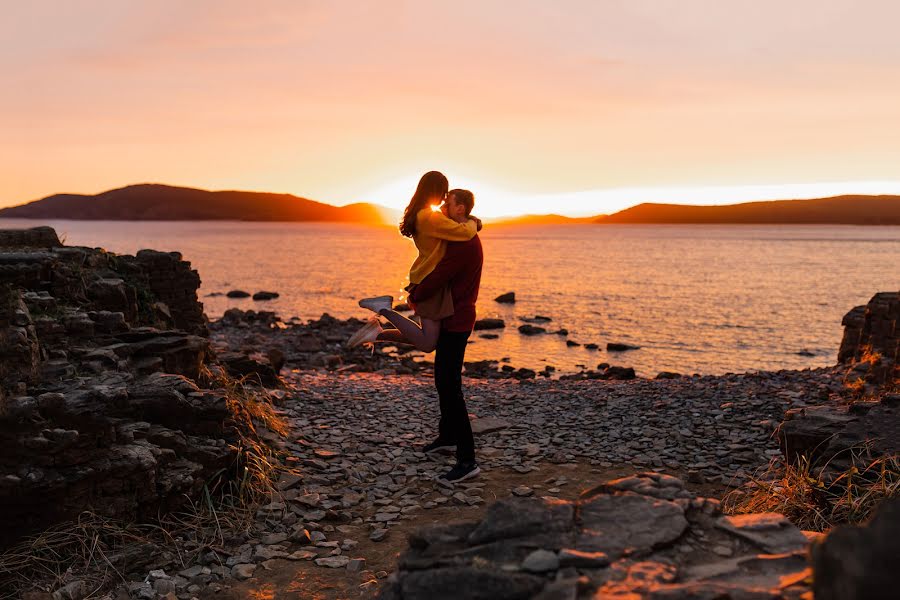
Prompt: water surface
<box><xmin>2</xmin><ymin>219</ymin><xmax>897</xmax><ymax>376</ymax></box>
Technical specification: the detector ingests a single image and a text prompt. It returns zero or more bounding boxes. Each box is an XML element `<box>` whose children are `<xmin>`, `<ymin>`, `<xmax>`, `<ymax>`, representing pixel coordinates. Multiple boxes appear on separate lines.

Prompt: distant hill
<box><xmin>490</xmin><ymin>213</ymin><xmax>598</xmax><ymax>226</ymax></box>
<box><xmin>0</xmin><ymin>184</ymin><xmax>396</xmax><ymax>223</ymax></box>
<box><xmin>595</xmin><ymin>195</ymin><xmax>900</xmax><ymax>225</ymax></box>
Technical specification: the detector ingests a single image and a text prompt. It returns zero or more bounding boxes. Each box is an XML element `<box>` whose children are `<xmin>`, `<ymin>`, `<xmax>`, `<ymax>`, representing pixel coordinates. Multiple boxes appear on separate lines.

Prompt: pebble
<box><xmin>370</xmin><ymin>529</ymin><xmax>388</xmax><ymax>542</ymax></box>
<box><xmin>315</xmin><ymin>556</ymin><xmax>351</xmax><ymax>568</ymax></box>
<box><xmin>522</xmin><ymin>549</ymin><xmax>560</xmax><ymax>572</ymax></box>
<box><xmin>347</xmin><ymin>558</ymin><xmax>367</xmax><ymax>572</ymax></box>
<box><xmin>230</xmin><ymin>564</ymin><xmax>256</xmax><ymax>580</ymax></box>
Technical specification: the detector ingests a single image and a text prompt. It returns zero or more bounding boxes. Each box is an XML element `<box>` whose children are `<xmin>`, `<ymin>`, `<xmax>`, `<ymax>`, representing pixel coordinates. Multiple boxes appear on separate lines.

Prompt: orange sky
<box><xmin>3</xmin><ymin>1</ymin><xmax>900</xmax><ymax>217</ymax></box>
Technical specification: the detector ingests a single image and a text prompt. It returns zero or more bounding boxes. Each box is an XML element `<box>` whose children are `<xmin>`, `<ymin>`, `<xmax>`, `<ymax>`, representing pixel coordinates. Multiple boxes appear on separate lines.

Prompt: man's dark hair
<box><xmin>449</xmin><ymin>189</ymin><xmax>475</xmax><ymax>217</ymax></box>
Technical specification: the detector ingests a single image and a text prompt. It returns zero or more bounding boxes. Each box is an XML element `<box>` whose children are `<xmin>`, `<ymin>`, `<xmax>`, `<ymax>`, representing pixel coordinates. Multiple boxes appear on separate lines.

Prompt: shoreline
<box><xmin>209</xmin><ymin>308</ymin><xmax>840</xmax><ymax>381</ymax></box>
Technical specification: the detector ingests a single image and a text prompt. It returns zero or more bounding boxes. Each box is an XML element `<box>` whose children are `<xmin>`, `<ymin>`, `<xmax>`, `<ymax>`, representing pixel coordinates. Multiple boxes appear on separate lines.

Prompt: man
<box><xmin>409</xmin><ymin>189</ymin><xmax>483</xmax><ymax>483</ymax></box>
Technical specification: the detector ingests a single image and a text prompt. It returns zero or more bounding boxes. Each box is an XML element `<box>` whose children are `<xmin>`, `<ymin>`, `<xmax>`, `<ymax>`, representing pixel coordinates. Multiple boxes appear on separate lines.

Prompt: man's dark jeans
<box><xmin>434</xmin><ymin>330</ymin><xmax>475</xmax><ymax>463</ymax></box>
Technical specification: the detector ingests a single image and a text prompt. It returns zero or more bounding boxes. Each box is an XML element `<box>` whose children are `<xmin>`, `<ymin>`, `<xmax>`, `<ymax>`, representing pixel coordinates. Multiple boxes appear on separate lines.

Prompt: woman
<box><xmin>348</xmin><ymin>171</ymin><xmax>481</xmax><ymax>351</ymax></box>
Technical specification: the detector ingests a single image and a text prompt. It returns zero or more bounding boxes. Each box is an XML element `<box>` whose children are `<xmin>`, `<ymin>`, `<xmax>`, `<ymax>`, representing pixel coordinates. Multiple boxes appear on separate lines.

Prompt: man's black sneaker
<box><xmin>422</xmin><ymin>439</ymin><xmax>456</xmax><ymax>454</ymax></box>
<box><xmin>439</xmin><ymin>461</ymin><xmax>481</xmax><ymax>483</ymax></box>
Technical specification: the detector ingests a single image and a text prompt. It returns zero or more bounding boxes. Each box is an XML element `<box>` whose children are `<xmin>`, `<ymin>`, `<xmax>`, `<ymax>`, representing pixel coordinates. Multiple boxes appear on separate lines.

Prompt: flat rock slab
<box><xmin>468</xmin><ymin>497</ymin><xmax>575</xmax><ymax>545</ymax></box>
<box><xmin>716</xmin><ymin>513</ymin><xmax>809</xmax><ymax>554</ymax></box>
<box><xmin>471</xmin><ymin>416</ymin><xmax>512</xmax><ymax>434</ymax></box>
<box><xmin>577</xmin><ymin>492</ymin><xmax>687</xmax><ymax>559</ymax></box>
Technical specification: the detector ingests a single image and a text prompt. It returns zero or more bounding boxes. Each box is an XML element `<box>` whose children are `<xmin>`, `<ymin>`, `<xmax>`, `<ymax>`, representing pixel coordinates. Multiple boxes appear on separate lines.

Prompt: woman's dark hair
<box><xmin>399</xmin><ymin>171</ymin><xmax>449</xmax><ymax>238</ymax></box>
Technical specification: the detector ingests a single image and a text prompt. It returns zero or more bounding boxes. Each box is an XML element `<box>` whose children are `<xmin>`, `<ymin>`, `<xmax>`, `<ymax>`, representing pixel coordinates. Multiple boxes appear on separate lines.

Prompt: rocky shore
<box><xmin>1</xmin><ymin>227</ymin><xmax>896</xmax><ymax>600</ymax></box>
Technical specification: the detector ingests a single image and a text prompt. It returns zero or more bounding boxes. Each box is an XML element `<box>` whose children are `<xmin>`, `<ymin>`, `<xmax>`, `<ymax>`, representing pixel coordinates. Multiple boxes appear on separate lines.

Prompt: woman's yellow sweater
<box><xmin>408</xmin><ymin>208</ymin><xmax>478</xmax><ymax>285</ymax></box>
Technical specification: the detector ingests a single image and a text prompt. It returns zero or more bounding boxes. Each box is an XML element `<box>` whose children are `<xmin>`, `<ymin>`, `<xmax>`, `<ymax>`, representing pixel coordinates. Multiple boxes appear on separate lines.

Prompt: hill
<box><xmin>595</xmin><ymin>195</ymin><xmax>900</xmax><ymax>225</ymax></box>
<box><xmin>489</xmin><ymin>213</ymin><xmax>598</xmax><ymax>226</ymax></box>
<box><xmin>0</xmin><ymin>184</ymin><xmax>395</xmax><ymax>223</ymax></box>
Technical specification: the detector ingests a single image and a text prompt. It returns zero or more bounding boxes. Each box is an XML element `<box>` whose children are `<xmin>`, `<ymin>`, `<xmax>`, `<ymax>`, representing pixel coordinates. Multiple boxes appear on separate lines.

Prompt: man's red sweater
<box><xmin>409</xmin><ymin>235</ymin><xmax>483</xmax><ymax>332</ymax></box>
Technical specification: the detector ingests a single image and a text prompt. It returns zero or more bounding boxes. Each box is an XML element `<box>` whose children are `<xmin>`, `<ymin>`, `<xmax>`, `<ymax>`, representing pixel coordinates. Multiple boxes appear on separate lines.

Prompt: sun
<box><xmin>366</xmin><ymin>171</ymin><xmax>522</xmax><ymax>219</ymax></box>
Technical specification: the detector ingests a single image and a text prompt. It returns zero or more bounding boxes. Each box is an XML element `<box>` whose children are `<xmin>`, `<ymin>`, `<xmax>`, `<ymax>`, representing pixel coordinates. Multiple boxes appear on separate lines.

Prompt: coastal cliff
<box><xmin>0</xmin><ymin>227</ymin><xmax>235</xmax><ymax>549</ymax></box>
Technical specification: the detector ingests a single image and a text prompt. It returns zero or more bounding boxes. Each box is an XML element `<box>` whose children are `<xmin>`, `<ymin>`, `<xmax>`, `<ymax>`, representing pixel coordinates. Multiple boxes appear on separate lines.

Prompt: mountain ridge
<box><xmin>594</xmin><ymin>195</ymin><xmax>900</xmax><ymax>225</ymax></box>
<box><xmin>0</xmin><ymin>183</ymin><xmax>396</xmax><ymax>224</ymax></box>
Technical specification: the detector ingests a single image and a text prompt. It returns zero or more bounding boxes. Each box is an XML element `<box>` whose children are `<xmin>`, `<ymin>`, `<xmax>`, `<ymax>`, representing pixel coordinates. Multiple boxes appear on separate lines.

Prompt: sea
<box><xmin>2</xmin><ymin>219</ymin><xmax>898</xmax><ymax>377</ymax></box>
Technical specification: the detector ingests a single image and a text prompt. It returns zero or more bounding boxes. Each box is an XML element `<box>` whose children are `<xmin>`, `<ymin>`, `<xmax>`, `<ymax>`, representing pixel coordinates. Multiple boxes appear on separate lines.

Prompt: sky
<box><xmin>3</xmin><ymin>0</ymin><xmax>900</xmax><ymax>218</ymax></box>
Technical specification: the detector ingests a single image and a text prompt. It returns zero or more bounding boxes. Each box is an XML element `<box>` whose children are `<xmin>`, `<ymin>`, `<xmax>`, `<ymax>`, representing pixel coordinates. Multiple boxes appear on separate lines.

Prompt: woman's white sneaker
<box><xmin>358</xmin><ymin>295</ymin><xmax>393</xmax><ymax>314</ymax></box>
<box><xmin>347</xmin><ymin>317</ymin><xmax>383</xmax><ymax>348</ymax></box>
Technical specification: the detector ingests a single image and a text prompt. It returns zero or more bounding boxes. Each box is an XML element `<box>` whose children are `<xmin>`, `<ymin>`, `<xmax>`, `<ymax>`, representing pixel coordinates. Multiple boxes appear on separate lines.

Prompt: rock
<box><xmin>471</xmin><ymin>417</ymin><xmax>511</xmax><ymax>434</ymax></box>
<box><xmin>474</xmin><ymin>318</ymin><xmax>505</xmax><ymax>331</ymax></box>
<box><xmin>226</xmin><ymin>290</ymin><xmax>251</xmax><ymax>298</ymax></box>
<box><xmin>231</xmin><ymin>563</ymin><xmax>256</xmax><ymax>580</ymax></box>
<box><xmin>557</xmin><ymin>548</ymin><xmax>609</xmax><ymax>568</ymax></box>
<box><xmin>597</xmin><ymin>365</ymin><xmax>636</xmax><ymax>380</ymax></box>
<box><xmin>347</xmin><ymin>558</ymin><xmax>367</xmax><ymax>572</ymax></box>
<box><xmin>716</xmin><ymin>513</ymin><xmax>809</xmax><ymax>554</ymax></box>
<box><xmin>152</xmin><ymin>579</ymin><xmax>176</xmax><ymax>595</ymax></box>
<box><xmin>51</xmin><ymin>580</ymin><xmax>87</xmax><ymax>600</ymax></box>
<box><xmin>370</xmin><ymin>529</ymin><xmax>388</xmax><ymax>542</ymax></box>
<box><xmin>511</xmin><ymin>486</ymin><xmax>533</xmax><ymax>497</ymax></box>
<box><xmin>838</xmin><ymin>291</ymin><xmax>898</xmax><ymax>385</ymax></box>
<box><xmin>219</xmin><ymin>351</ymin><xmax>280</xmax><ymax>386</ymax></box>
<box><xmin>494</xmin><ymin>292</ymin><xmax>516</xmax><ymax>304</ymax></box>
<box><xmin>577</xmin><ymin>490</ymin><xmax>687</xmax><ymax>559</ymax></box>
<box><xmin>0</xmin><ymin>234</ymin><xmax>232</xmax><ymax>549</ymax></box>
<box><xmin>778</xmin><ymin>392</ymin><xmax>899</xmax><ymax>471</ymax></box>
<box><xmin>606</xmin><ymin>342</ymin><xmax>640</xmax><ymax>352</ymax></box>
<box><xmin>252</xmin><ymin>291</ymin><xmax>280</xmax><ymax>301</ymax></box>
<box><xmin>266</xmin><ymin>347</ymin><xmax>285</xmax><ymax>372</ymax></box>
<box><xmin>381</xmin><ymin>473</ymin><xmax>813</xmax><ymax>599</ymax></box>
<box><xmin>315</xmin><ymin>555</ymin><xmax>351</xmax><ymax>568</ymax></box>
<box><xmin>521</xmin><ymin>549</ymin><xmax>559</xmax><ymax>573</ymax></box>
<box><xmin>0</xmin><ymin>226</ymin><xmax>62</xmax><ymax>248</ymax></box>
<box><xmin>655</xmin><ymin>371</ymin><xmax>683</xmax><ymax>379</ymax></box>
<box><xmin>811</xmin><ymin>498</ymin><xmax>900</xmax><ymax>600</ymax></box>
<box><xmin>518</xmin><ymin>324</ymin><xmax>546</xmax><ymax>336</ymax></box>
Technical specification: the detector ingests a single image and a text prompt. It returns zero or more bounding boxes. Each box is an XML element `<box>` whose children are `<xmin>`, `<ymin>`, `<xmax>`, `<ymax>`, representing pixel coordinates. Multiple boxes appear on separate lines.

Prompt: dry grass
<box><xmin>0</xmin><ymin>367</ymin><xmax>295</xmax><ymax>599</ymax></box>
<box><xmin>723</xmin><ymin>446</ymin><xmax>900</xmax><ymax>532</ymax></box>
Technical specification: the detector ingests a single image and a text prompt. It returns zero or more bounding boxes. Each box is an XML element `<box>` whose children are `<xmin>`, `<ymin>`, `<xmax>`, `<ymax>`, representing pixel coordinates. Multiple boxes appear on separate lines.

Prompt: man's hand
<box><xmin>472</xmin><ymin>216</ymin><xmax>483</xmax><ymax>232</ymax></box>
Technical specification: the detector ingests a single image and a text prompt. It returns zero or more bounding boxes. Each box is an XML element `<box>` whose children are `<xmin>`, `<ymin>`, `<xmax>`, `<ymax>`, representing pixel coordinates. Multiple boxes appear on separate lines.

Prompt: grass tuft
<box><xmin>723</xmin><ymin>445</ymin><xmax>900</xmax><ymax>532</ymax></box>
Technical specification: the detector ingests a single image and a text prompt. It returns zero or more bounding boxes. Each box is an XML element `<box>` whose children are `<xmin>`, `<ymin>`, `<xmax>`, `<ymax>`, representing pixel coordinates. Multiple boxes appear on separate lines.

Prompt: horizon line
<box><xmin>6</xmin><ymin>179</ymin><xmax>900</xmax><ymax>220</ymax></box>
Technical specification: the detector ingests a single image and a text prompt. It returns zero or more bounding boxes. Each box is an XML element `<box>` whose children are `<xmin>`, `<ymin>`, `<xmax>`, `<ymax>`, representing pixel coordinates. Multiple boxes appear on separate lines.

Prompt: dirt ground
<box><xmin>217</xmin><ymin>461</ymin><xmax>730</xmax><ymax>600</ymax></box>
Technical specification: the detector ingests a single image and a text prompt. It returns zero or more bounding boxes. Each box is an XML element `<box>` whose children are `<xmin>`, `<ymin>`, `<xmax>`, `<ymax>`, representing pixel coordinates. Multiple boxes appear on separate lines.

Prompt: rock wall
<box><xmin>838</xmin><ymin>291</ymin><xmax>899</xmax><ymax>386</ymax></box>
<box><xmin>0</xmin><ymin>227</ymin><xmax>234</xmax><ymax>549</ymax></box>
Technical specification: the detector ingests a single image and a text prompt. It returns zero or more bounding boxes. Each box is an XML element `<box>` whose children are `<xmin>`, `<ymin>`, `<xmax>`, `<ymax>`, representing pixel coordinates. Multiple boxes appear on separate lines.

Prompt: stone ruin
<box><xmin>0</xmin><ymin>227</ymin><xmax>241</xmax><ymax>549</ymax></box>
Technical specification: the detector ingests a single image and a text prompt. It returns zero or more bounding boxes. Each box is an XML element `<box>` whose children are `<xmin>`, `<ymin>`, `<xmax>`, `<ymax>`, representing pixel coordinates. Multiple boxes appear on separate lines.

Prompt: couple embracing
<box><xmin>348</xmin><ymin>171</ymin><xmax>483</xmax><ymax>484</ymax></box>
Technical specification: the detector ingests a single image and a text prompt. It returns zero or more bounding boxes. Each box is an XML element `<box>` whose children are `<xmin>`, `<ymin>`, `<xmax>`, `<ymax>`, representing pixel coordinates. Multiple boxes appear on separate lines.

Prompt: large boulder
<box><xmin>811</xmin><ymin>498</ymin><xmax>899</xmax><ymax>600</ymax></box>
<box><xmin>838</xmin><ymin>291</ymin><xmax>899</xmax><ymax>387</ymax></box>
